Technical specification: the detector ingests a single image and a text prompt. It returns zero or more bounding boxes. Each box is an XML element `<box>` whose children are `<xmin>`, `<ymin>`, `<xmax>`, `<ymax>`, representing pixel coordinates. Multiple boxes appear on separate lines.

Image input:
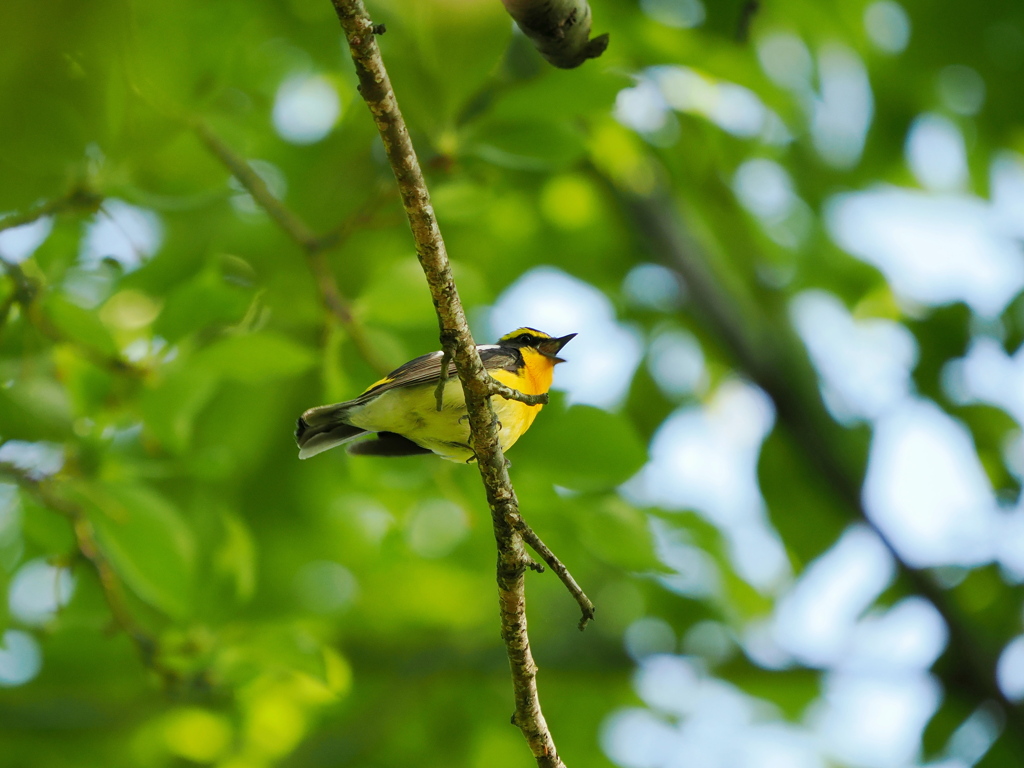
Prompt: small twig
<box><xmin>434</xmin><ymin>357</ymin><xmax>549</xmax><ymax>411</ymax></box>
<box><xmin>516</xmin><ymin>517</ymin><xmax>594</xmax><ymax>631</ymax></box>
<box><xmin>0</xmin><ymin>186</ymin><xmax>103</xmax><ymax>235</ymax></box>
<box><xmin>193</xmin><ymin>121</ymin><xmax>319</xmax><ymax>250</ymax></box>
<box><xmin>488</xmin><ymin>381</ymin><xmax>549</xmax><ymax>407</ymax></box>
<box><xmin>433</xmin><ymin>348</ymin><xmax>453</xmax><ymax>411</ymax></box>
<box><xmin>194</xmin><ymin>119</ymin><xmax>392</xmax><ymax>375</ymax></box>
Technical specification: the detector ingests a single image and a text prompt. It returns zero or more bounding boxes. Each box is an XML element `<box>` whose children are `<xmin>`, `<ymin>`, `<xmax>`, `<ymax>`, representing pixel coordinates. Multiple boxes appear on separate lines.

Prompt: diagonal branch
<box><xmin>331</xmin><ymin>2</ymin><xmax>578</xmax><ymax>764</ymax></box>
<box><xmin>193</xmin><ymin>120</ymin><xmax>392</xmax><ymax>375</ymax></box>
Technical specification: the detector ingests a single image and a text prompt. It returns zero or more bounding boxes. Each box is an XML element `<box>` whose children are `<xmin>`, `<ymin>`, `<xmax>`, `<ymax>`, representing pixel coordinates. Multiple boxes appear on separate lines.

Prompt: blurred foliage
<box><xmin>1</xmin><ymin>0</ymin><xmax>1023</xmax><ymax>766</ymax></box>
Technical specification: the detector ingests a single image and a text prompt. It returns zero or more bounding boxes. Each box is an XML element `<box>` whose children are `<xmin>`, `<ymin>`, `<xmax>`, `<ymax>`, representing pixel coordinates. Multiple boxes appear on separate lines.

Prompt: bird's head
<box><xmin>497</xmin><ymin>328</ymin><xmax>577</xmax><ymax>363</ymax></box>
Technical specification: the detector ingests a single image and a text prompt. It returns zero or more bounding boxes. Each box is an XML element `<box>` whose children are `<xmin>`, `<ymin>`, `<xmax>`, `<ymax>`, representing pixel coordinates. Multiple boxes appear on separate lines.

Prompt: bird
<box><xmin>295</xmin><ymin>328</ymin><xmax>575</xmax><ymax>463</ymax></box>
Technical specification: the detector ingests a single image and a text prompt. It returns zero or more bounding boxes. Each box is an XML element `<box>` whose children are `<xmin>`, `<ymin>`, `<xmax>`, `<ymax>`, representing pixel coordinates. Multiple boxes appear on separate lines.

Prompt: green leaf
<box><xmin>40</xmin><ymin>293</ymin><xmax>118</xmax><ymax>356</ymax></box>
<box><xmin>19</xmin><ymin>490</ymin><xmax>75</xmax><ymax>553</ymax></box>
<box><xmin>153</xmin><ymin>270</ymin><xmax>253</xmax><ymax>343</ymax></box>
<box><xmin>0</xmin><ymin>375</ymin><xmax>72</xmax><ymax>441</ymax></box>
<box><xmin>359</xmin><ymin>259</ymin><xmax>436</xmax><ymax>328</ymax></box>
<box><xmin>214</xmin><ymin>510</ymin><xmax>256</xmax><ymax>603</ymax></box>
<box><xmin>520</xmin><ymin>404</ymin><xmax>647</xmax><ymax>492</ymax></box>
<box><xmin>576</xmin><ymin>496</ymin><xmax>662</xmax><ymax>572</ymax></box>
<box><xmin>192</xmin><ymin>332</ymin><xmax>315</xmax><ymax>384</ymax></box>
<box><xmin>469</xmin><ymin>119</ymin><xmax>587</xmax><ymax>171</ymax></box>
<box><xmin>141</xmin><ymin>364</ymin><xmax>219</xmax><ymax>454</ymax></box>
<box><xmin>77</xmin><ymin>482</ymin><xmax>195</xmax><ymax>618</ymax></box>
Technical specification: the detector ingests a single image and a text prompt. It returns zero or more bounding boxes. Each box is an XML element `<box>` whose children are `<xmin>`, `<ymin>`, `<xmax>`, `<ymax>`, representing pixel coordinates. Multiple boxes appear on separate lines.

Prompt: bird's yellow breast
<box><xmin>489</xmin><ymin>349</ymin><xmax>556</xmax><ymax>450</ymax></box>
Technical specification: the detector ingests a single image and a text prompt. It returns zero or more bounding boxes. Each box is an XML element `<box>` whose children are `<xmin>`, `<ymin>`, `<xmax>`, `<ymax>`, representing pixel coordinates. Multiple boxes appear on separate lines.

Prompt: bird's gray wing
<box><xmin>351</xmin><ymin>345</ymin><xmax>518</xmax><ymax>403</ymax></box>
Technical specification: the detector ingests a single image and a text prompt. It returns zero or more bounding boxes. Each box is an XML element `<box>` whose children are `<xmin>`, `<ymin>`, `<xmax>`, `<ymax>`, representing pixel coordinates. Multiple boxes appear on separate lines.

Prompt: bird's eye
<box><xmin>516</xmin><ymin>333</ymin><xmax>533</xmax><ymax>344</ymax></box>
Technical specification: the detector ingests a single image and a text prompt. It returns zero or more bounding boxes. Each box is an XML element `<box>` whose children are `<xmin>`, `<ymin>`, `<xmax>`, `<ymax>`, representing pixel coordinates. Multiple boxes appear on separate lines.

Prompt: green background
<box><xmin>1</xmin><ymin>0</ymin><xmax>1023</xmax><ymax>766</ymax></box>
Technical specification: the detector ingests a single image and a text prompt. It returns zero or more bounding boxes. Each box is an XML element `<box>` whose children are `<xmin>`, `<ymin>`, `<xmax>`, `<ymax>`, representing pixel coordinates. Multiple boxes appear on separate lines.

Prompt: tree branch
<box><xmin>193</xmin><ymin>120</ymin><xmax>392</xmax><ymax>375</ymax></box>
<box><xmin>0</xmin><ymin>186</ymin><xmax>102</xmax><ymax>235</ymax></box>
<box><xmin>500</xmin><ymin>0</ymin><xmax>609</xmax><ymax>69</ymax></box>
<box><xmin>331</xmin><ymin>2</ymin><xmax>571</xmax><ymax>764</ymax></box>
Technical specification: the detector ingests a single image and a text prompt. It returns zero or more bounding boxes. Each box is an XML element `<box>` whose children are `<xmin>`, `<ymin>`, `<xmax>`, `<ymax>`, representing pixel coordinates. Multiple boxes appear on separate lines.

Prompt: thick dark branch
<box><xmin>194</xmin><ymin>120</ymin><xmax>391</xmax><ymax>375</ymax></box>
<box><xmin>331</xmin><ymin>2</ymin><xmax>568</xmax><ymax>764</ymax></box>
<box><xmin>500</xmin><ymin>0</ymin><xmax>609</xmax><ymax>69</ymax></box>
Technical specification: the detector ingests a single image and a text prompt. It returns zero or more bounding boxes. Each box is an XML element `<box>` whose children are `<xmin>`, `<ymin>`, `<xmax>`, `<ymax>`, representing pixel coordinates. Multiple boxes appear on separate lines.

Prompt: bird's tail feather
<box><xmin>295</xmin><ymin>403</ymin><xmax>366</xmax><ymax>459</ymax></box>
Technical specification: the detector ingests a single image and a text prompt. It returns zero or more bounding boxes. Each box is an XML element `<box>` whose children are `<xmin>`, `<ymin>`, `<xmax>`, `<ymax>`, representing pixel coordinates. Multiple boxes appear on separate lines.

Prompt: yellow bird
<box><xmin>295</xmin><ymin>328</ymin><xmax>575</xmax><ymax>462</ymax></box>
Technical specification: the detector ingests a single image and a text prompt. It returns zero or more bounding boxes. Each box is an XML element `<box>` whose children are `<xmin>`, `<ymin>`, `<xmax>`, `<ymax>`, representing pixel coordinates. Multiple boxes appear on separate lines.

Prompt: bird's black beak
<box><xmin>537</xmin><ymin>333</ymin><xmax>576</xmax><ymax>363</ymax></box>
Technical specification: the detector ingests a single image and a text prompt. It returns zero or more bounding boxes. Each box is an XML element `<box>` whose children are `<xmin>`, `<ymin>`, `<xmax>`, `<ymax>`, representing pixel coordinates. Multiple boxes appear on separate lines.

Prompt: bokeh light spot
<box><xmin>295</xmin><ymin>561</ymin><xmax>358</xmax><ymax>614</ymax></box>
<box><xmin>997</xmin><ymin>635</ymin><xmax>1024</xmax><ymax>701</ymax></box>
<box><xmin>812</xmin><ymin>45</ymin><xmax>873</xmax><ymax>169</ymax></box>
<box><xmin>757</xmin><ymin>32</ymin><xmax>813</xmax><ymax>91</ymax></box>
<box><xmin>938</xmin><ymin>65</ymin><xmax>986</xmax><ymax>116</ymax></box>
<box><xmin>540</xmin><ymin>175</ymin><xmax>600</xmax><ymax>230</ymax></box>
<box><xmin>0</xmin><ymin>630</ymin><xmax>42</xmax><ymax>687</ymax></box>
<box><xmin>273</xmin><ymin>73</ymin><xmax>341</xmax><ymax>144</ymax></box>
<box><xmin>646</xmin><ymin>328</ymin><xmax>706</xmax><ymax>399</ymax></box>
<box><xmin>641</xmin><ymin>0</ymin><xmax>705</xmax><ymax>29</ymax></box>
<box><xmin>405</xmin><ymin>499</ymin><xmax>468</xmax><ymax>559</ymax></box>
<box><xmin>622</xmin><ymin>263</ymin><xmax>684</xmax><ymax>313</ymax></box>
<box><xmin>0</xmin><ymin>213</ymin><xmax>52</xmax><ymax>263</ymax></box>
<box><xmin>624</xmin><ymin>617</ymin><xmax>676</xmax><ymax>661</ymax></box>
<box><xmin>9</xmin><ymin>559</ymin><xmax>75</xmax><ymax>626</ymax></box>
<box><xmin>864</xmin><ymin>1</ymin><xmax>911</xmax><ymax>54</ymax></box>
<box><xmin>162</xmin><ymin>708</ymin><xmax>233</xmax><ymax>763</ymax></box>
<box><xmin>80</xmin><ymin>200</ymin><xmax>163</xmax><ymax>271</ymax></box>
<box><xmin>733</xmin><ymin>159</ymin><xmax>795</xmax><ymax>219</ymax></box>
<box><xmin>906</xmin><ymin>113</ymin><xmax>968</xmax><ymax>191</ymax></box>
